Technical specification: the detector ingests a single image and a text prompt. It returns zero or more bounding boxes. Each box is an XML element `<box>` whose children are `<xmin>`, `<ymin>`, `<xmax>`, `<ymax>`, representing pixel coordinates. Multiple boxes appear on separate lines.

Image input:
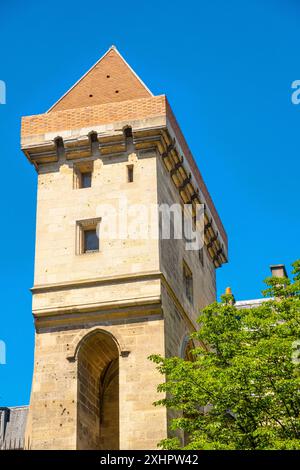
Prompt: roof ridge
<box><xmin>0</xmin><ymin>405</ymin><xmax>29</xmax><ymax>409</ymax></box>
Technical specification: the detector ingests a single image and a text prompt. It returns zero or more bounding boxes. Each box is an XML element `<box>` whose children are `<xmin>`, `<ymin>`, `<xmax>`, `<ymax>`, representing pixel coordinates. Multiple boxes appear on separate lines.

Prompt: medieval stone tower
<box><xmin>21</xmin><ymin>46</ymin><xmax>227</xmax><ymax>450</ymax></box>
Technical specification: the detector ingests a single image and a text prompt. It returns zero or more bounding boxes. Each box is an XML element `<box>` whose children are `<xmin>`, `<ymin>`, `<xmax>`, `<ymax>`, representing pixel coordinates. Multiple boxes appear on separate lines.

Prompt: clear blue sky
<box><xmin>0</xmin><ymin>0</ymin><xmax>299</xmax><ymax>406</ymax></box>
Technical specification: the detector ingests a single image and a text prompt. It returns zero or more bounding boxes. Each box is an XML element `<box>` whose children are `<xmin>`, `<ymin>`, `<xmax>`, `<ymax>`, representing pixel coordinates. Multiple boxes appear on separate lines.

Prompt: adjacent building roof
<box><xmin>235</xmin><ymin>298</ymin><xmax>271</xmax><ymax>309</ymax></box>
<box><xmin>0</xmin><ymin>406</ymin><xmax>28</xmax><ymax>450</ymax></box>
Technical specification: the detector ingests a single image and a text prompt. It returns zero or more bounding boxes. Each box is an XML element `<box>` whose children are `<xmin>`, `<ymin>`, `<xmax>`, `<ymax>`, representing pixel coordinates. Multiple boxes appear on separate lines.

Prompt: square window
<box><xmin>76</xmin><ymin>218</ymin><xmax>101</xmax><ymax>254</ymax></box>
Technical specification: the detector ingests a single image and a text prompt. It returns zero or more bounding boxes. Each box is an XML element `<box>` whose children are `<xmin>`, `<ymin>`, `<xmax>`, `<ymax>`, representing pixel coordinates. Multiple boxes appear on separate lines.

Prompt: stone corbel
<box><xmin>179</xmin><ymin>174</ymin><xmax>192</xmax><ymax>192</ymax></box>
<box><xmin>120</xmin><ymin>351</ymin><xmax>131</xmax><ymax>357</ymax></box>
<box><xmin>207</xmin><ymin>233</ymin><xmax>218</xmax><ymax>249</ymax></box>
<box><xmin>170</xmin><ymin>158</ymin><xmax>184</xmax><ymax>177</ymax></box>
<box><xmin>128</xmin><ymin>152</ymin><xmax>138</xmax><ymax>163</ymax></box>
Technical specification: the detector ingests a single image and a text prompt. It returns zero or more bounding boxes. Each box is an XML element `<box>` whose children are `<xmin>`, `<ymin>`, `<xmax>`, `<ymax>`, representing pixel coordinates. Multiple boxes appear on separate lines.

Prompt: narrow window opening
<box><xmin>127</xmin><ymin>165</ymin><xmax>134</xmax><ymax>183</ymax></box>
<box><xmin>183</xmin><ymin>262</ymin><xmax>193</xmax><ymax>304</ymax></box>
<box><xmin>73</xmin><ymin>161</ymin><xmax>93</xmax><ymax>189</ymax></box>
<box><xmin>199</xmin><ymin>247</ymin><xmax>204</xmax><ymax>266</ymax></box>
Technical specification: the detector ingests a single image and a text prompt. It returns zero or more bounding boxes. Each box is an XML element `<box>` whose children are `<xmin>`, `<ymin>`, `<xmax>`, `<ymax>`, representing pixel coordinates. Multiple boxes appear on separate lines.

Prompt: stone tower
<box><xmin>21</xmin><ymin>46</ymin><xmax>227</xmax><ymax>450</ymax></box>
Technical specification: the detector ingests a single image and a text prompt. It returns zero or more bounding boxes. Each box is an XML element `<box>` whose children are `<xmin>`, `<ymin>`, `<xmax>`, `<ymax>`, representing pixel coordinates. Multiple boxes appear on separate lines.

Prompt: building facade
<box><xmin>18</xmin><ymin>46</ymin><xmax>227</xmax><ymax>450</ymax></box>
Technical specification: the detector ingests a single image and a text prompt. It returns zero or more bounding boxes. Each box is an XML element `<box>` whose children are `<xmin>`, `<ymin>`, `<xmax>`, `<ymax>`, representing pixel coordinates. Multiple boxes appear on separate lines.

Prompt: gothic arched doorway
<box><xmin>76</xmin><ymin>330</ymin><xmax>119</xmax><ymax>449</ymax></box>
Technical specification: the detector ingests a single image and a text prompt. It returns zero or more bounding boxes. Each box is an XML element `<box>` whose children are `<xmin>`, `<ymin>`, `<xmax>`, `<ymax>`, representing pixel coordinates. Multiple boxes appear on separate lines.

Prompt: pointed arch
<box><xmin>76</xmin><ymin>329</ymin><xmax>120</xmax><ymax>449</ymax></box>
<box><xmin>74</xmin><ymin>328</ymin><xmax>122</xmax><ymax>360</ymax></box>
<box><xmin>180</xmin><ymin>334</ymin><xmax>195</xmax><ymax>361</ymax></box>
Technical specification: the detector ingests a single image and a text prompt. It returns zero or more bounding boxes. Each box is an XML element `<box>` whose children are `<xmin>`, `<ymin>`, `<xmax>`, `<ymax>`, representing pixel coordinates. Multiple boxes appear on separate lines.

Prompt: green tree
<box><xmin>150</xmin><ymin>260</ymin><xmax>300</xmax><ymax>450</ymax></box>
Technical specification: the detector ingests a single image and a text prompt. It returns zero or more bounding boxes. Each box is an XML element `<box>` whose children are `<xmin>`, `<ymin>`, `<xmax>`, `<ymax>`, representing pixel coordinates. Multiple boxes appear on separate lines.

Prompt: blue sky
<box><xmin>0</xmin><ymin>0</ymin><xmax>299</xmax><ymax>406</ymax></box>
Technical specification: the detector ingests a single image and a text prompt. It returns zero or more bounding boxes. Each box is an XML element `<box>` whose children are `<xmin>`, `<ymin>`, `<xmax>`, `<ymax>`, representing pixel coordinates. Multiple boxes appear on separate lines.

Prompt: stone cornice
<box><xmin>21</xmin><ymin>95</ymin><xmax>166</xmax><ymax>143</ymax></box>
<box><xmin>32</xmin><ymin>271</ymin><xmax>198</xmax><ymax>333</ymax></box>
<box><xmin>33</xmin><ymin>295</ymin><xmax>162</xmax><ymax>319</ymax></box>
<box><xmin>31</xmin><ymin>270</ymin><xmax>162</xmax><ymax>294</ymax></box>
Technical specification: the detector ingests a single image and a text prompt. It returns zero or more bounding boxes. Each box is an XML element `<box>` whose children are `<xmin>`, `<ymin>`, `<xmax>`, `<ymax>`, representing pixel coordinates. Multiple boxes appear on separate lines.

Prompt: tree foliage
<box><xmin>150</xmin><ymin>260</ymin><xmax>300</xmax><ymax>449</ymax></box>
